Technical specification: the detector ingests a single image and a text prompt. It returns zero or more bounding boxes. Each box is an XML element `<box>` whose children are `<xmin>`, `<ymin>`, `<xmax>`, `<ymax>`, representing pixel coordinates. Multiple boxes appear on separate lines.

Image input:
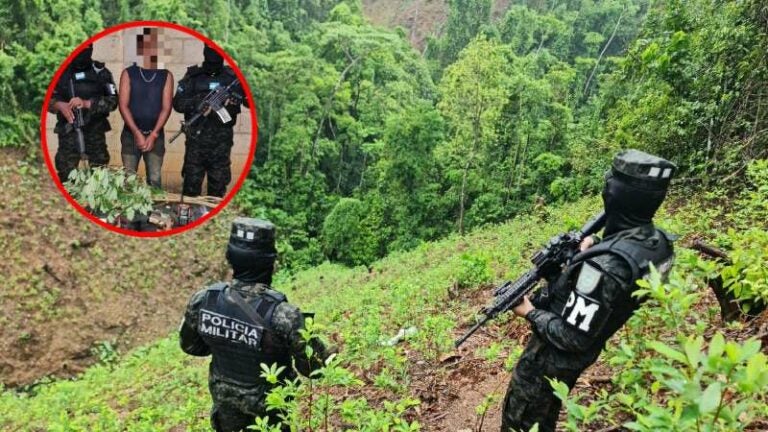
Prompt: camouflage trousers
<box><xmin>209</xmin><ymin>377</ymin><xmax>286</xmax><ymax>432</ymax></box>
<box><xmin>54</xmin><ymin>129</ymin><xmax>110</xmax><ymax>183</ymax></box>
<box><xmin>501</xmin><ymin>336</ymin><xmax>585</xmax><ymax>432</ymax></box>
<box><xmin>182</xmin><ymin>128</ymin><xmax>234</xmax><ymax>197</ymax></box>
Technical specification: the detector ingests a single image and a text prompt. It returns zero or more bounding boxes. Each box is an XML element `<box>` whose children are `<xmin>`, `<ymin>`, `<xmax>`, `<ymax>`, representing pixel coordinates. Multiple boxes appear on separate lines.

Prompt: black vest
<box><xmin>198</xmin><ymin>283</ymin><xmax>293</xmax><ymax>386</ymax></box>
<box><xmin>183</xmin><ymin>66</ymin><xmax>241</xmax><ymax>127</ymax></box>
<box><xmin>549</xmin><ymin>225</ymin><xmax>674</xmax><ymax>351</ymax></box>
<box><xmin>55</xmin><ymin>63</ymin><xmax>114</xmax><ymax>133</ymax></box>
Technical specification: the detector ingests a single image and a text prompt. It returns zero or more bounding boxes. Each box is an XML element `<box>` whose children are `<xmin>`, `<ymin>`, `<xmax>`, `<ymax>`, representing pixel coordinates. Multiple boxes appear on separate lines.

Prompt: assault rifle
<box><xmin>68</xmin><ymin>78</ymin><xmax>89</xmax><ymax>169</ymax></box>
<box><xmin>454</xmin><ymin>211</ymin><xmax>607</xmax><ymax>348</ymax></box>
<box><xmin>169</xmin><ymin>80</ymin><xmax>244</xmax><ymax>144</ymax></box>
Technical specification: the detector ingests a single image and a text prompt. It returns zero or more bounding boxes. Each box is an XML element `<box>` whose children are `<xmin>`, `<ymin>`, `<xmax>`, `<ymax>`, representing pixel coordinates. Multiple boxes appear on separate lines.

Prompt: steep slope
<box><xmin>0</xmin><ymin>149</ymin><xmax>232</xmax><ymax>387</ymax></box>
<box><xmin>3</xmin><ymin>171</ymin><xmax>765</xmax><ymax>430</ymax></box>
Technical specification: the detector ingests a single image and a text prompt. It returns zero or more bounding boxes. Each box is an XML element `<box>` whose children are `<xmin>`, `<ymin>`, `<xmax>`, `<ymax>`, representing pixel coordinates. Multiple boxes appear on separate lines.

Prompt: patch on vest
<box><xmin>75</xmin><ymin>72</ymin><xmax>86</xmax><ymax>80</ymax></box>
<box><xmin>576</xmin><ymin>263</ymin><xmax>602</xmax><ymax>295</ymax></box>
<box><xmin>199</xmin><ymin>309</ymin><xmax>262</xmax><ymax>348</ymax></box>
<box><xmin>562</xmin><ymin>291</ymin><xmax>602</xmax><ymax>333</ymax></box>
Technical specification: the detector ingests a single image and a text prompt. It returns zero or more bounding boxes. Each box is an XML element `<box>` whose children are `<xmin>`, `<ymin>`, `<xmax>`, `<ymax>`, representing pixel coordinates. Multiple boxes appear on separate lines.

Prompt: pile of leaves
<box><xmin>65</xmin><ymin>166</ymin><xmax>155</xmax><ymax>223</ymax></box>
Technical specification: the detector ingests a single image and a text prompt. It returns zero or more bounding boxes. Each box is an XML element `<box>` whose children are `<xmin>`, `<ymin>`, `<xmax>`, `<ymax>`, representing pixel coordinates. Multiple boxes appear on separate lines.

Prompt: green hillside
<box><xmin>2</xmin><ymin>167</ymin><xmax>766</xmax><ymax>430</ymax></box>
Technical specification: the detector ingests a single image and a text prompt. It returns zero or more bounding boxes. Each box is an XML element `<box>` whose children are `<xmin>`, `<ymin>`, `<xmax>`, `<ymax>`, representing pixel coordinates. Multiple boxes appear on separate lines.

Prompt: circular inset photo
<box><xmin>41</xmin><ymin>21</ymin><xmax>257</xmax><ymax>236</ymax></box>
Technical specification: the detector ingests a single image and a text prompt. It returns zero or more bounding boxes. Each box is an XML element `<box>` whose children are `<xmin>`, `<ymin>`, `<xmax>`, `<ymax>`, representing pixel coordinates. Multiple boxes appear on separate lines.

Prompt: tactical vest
<box><xmin>198</xmin><ymin>283</ymin><xmax>293</xmax><ymax>386</ymax></box>
<box><xmin>548</xmin><ymin>225</ymin><xmax>674</xmax><ymax>349</ymax></box>
<box><xmin>55</xmin><ymin>63</ymin><xmax>114</xmax><ymax>133</ymax></box>
<box><xmin>183</xmin><ymin>66</ymin><xmax>241</xmax><ymax>127</ymax></box>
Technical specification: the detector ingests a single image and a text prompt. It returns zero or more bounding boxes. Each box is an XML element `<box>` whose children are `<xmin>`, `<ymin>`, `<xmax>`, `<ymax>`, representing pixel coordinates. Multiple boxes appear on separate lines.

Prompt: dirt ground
<box><xmin>362</xmin><ymin>0</ymin><xmax>512</xmax><ymax>51</ymax></box>
<box><xmin>0</xmin><ymin>148</ymin><xmax>231</xmax><ymax>388</ymax></box>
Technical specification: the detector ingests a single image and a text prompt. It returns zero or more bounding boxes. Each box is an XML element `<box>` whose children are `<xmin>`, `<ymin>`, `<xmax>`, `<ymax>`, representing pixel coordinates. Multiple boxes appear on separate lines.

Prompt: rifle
<box><xmin>169</xmin><ymin>80</ymin><xmax>243</xmax><ymax>144</ymax></box>
<box><xmin>68</xmin><ymin>78</ymin><xmax>89</xmax><ymax>169</ymax></box>
<box><xmin>454</xmin><ymin>211</ymin><xmax>607</xmax><ymax>348</ymax></box>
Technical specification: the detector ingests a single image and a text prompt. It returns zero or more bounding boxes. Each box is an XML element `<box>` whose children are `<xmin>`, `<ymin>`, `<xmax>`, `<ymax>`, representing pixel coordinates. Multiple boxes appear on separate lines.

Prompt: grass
<box><xmin>1</xmin><ymin>174</ymin><xmax>766</xmax><ymax>430</ymax></box>
<box><xmin>0</xmin><ymin>196</ymin><xmax>603</xmax><ymax>430</ymax></box>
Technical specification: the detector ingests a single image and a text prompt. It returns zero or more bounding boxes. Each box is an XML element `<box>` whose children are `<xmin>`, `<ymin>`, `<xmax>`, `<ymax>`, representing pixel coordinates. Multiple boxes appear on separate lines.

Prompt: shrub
<box><xmin>65</xmin><ymin>166</ymin><xmax>155</xmax><ymax>222</ymax></box>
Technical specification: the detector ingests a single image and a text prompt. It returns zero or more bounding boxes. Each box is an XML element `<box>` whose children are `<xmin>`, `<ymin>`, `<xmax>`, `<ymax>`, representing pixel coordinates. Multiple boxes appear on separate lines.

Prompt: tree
<box><xmin>436</xmin><ymin>37</ymin><xmax>509</xmax><ymax>234</ymax></box>
<box><xmin>321</xmin><ymin>197</ymin><xmax>383</xmax><ymax>266</ymax></box>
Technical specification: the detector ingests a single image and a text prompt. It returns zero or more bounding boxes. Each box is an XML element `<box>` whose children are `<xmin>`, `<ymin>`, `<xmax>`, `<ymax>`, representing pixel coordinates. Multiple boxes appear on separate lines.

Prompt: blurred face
<box><xmin>137</xmin><ymin>28</ymin><xmax>159</xmax><ymax>68</ymax></box>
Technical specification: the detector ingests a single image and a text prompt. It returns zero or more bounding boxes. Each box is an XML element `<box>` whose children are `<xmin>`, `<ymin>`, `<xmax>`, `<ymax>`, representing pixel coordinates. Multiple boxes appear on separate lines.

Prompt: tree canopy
<box><xmin>3</xmin><ymin>0</ymin><xmax>766</xmax><ymax>269</ymax></box>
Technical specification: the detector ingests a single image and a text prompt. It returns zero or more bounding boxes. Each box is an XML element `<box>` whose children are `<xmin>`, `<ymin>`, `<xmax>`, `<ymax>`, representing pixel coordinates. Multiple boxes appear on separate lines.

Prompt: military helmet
<box><xmin>228</xmin><ymin>217</ymin><xmax>276</xmax><ymax>254</ymax></box>
<box><xmin>610</xmin><ymin>149</ymin><xmax>677</xmax><ymax>190</ymax></box>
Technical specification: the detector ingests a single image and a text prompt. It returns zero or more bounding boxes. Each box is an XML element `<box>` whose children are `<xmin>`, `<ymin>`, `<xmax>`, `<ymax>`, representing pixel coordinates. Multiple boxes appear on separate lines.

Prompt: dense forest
<box><xmin>2</xmin><ymin>0</ymin><xmax>765</xmax><ymax>270</ymax></box>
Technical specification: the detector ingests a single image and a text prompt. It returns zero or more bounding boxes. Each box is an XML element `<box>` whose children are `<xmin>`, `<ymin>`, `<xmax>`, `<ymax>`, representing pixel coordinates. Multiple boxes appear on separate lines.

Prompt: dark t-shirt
<box><xmin>125</xmin><ymin>64</ymin><xmax>168</xmax><ymax>131</ymax></box>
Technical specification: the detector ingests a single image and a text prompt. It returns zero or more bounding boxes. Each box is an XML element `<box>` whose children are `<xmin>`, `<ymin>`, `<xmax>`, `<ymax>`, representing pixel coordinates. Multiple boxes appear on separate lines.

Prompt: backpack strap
<box><xmin>254</xmin><ymin>289</ymin><xmax>287</xmax><ymax>326</ymax></box>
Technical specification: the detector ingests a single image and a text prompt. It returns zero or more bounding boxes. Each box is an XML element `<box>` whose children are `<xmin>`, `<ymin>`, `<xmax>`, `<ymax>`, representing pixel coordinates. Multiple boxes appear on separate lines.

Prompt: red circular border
<box><xmin>40</xmin><ymin>20</ymin><xmax>258</xmax><ymax>238</ymax></box>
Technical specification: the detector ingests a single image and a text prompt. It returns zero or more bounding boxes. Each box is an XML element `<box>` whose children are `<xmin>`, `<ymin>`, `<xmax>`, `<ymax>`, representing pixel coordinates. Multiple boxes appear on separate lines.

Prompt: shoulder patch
<box><xmin>576</xmin><ymin>262</ymin><xmax>602</xmax><ymax>295</ymax></box>
<box><xmin>562</xmin><ymin>291</ymin><xmax>602</xmax><ymax>333</ymax></box>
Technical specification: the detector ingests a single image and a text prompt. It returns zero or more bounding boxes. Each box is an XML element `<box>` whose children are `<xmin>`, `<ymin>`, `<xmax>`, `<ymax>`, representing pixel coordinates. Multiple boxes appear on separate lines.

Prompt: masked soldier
<box><xmin>502</xmin><ymin>150</ymin><xmax>677</xmax><ymax>432</ymax></box>
<box><xmin>180</xmin><ymin>218</ymin><xmax>330</xmax><ymax>432</ymax></box>
<box><xmin>49</xmin><ymin>43</ymin><xmax>118</xmax><ymax>182</ymax></box>
<box><xmin>172</xmin><ymin>45</ymin><xmax>248</xmax><ymax>197</ymax></box>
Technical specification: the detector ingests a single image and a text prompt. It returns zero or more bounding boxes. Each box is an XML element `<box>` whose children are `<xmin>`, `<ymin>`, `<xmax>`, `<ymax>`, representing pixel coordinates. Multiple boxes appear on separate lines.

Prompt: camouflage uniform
<box><xmin>180</xmin><ymin>218</ymin><xmax>328</xmax><ymax>432</ymax></box>
<box><xmin>501</xmin><ymin>150</ymin><xmax>677</xmax><ymax>432</ymax></box>
<box><xmin>172</xmin><ymin>52</ymin><xmax>247</xmax><ymax>198</ymax></box>
<box><xmin>49</xmin><ymin>53</ymin><xmax>117</xmax><ymax>182</ymax></box>
<box><xmin>180</xmin><ymin>128</ymin><xmax>235</xmax><ymax>197</ymax></box>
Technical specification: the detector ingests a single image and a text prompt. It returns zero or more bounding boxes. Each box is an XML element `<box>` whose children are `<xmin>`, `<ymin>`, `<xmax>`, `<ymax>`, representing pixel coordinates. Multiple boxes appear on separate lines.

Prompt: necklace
<box><xmin>138</xmin><ymin>66</ymin><xmax>157</xmax><ymax>83</ymax></box>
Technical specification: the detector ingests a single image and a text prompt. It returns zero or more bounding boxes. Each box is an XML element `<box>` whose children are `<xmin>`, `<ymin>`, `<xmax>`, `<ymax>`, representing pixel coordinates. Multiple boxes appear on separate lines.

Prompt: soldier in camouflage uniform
<box><xmin>49</xmin><ymin>43</ymin><xmax>118</xmax><ymax>182</ymax></box>
<box><xmin>180</xmin><ymin>218</ymin><xmax>330</xmax><ymax>432</ymax></box>
<box><xmin>172</xmin><ymin>45</ymin><xmax>248</xmax><ymax>197</ymax></box>
<box><xmin>502</xmin><ymin>150</ymin><xmax>678</xmax><ymax>432</ymax></box>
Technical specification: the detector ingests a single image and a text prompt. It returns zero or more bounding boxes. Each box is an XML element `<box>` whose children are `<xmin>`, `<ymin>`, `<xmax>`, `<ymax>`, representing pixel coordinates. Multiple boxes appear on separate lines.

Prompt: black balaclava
<box><xmin>71</xmin><ymin>44</ymin><xmax>94</xmax><ymax>71</ymax></box>
<box><xmin>225</xmin><ymin>217</ymin><xmax>278</xmax><ymax>285</ymax></box>
<box><xmin>602</xmin><ymin>149</ymin><xmax>677</xmax><ymax>236</ymax></box>
<box><xmin>202</xmin><ymin>45</ymin><xmax>224</xmax><ymax>75</ymax></box>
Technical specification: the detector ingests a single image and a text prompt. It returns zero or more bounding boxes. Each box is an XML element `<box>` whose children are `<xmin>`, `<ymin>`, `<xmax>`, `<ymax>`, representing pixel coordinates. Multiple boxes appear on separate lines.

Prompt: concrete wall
<box><xmin>45</xmin><ymin>26</ymin><xmax>254</xmax><ymax>194</ymax></box>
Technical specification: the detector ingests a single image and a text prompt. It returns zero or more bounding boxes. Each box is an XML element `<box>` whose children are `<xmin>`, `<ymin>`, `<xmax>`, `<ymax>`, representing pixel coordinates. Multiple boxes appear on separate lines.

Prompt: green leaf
<box><xmin>684</xmin><ymin>337</ymin><xmax>703</xmax><ymax>367</ymax></box>
<box><xmin>738</xmin><ymin>339</ymin><xmax>761</xmax><ymax>363</ymax></box>
<box><xmin>708</xmin><ymin>333</ymin><xmax>725</xmax><ymax>360</ymax></box>
<box><xmin>648</xmin><ymin>341</ymin><xmax>687</xmax><ymax>364</ymax></box>
<box><xmin>699</xmin><ymin>382</ymin><xmax>721</xmax><ymax>413</ymax></box>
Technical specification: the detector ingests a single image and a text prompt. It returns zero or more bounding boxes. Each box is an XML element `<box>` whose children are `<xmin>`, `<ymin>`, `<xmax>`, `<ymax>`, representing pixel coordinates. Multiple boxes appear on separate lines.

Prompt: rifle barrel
<box><xmin>579</xmin><ymin>211</ymin><xmax>606</xmax><ymax>238</ymax></box>
<box><xmin>169</xmin><ymin>128</ymin><xmax>184</xmax><ymax>144</ymax></box>
<box><xmin>454</xmin><ymin>315</ymin><xmax>491</xmax><ymax>348</ymax></box>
